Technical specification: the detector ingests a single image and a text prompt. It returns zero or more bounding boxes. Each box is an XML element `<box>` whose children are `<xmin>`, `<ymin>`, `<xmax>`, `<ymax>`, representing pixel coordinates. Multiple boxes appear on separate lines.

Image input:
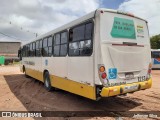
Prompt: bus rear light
<box><xmin>99</xmin><ymin>66</ymin><xmax>105</xmax><ymax>72</ymax></box>
<box><xmin>98</xmin><ymin>64</ymin><xmax>108</xmax><ymax>85</ymax></box>
<box><xmin>101</xmin><ymin>73</ymin><xmax>107</xmax><ymax>79</ymax></box>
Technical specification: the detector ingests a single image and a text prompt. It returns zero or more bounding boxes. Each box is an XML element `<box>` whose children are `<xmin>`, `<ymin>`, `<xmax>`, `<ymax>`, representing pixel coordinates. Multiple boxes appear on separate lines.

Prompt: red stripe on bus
<box><xmin>112</xmin><ymin>44</ymin><xmax>128</xmax><ymax>46</ymax></box>
<box><xmin>112</xmin><ymin>44</ymin><xmax>144</xmax><ymax>47</ymax></box>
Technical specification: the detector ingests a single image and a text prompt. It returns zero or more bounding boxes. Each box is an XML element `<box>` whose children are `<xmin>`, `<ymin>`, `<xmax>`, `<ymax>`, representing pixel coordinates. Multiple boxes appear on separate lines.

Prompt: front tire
<box><xmin>44</xmin><ymin>72</ymin><xmax>53</xmax><ymax>91</ymax></box>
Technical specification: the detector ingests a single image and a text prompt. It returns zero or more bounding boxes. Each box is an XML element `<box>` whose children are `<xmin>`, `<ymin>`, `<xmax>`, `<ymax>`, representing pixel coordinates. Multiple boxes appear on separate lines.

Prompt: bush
<box><xmin>150</xmin><ymin>34</ymin><xmax>160</xmax><ymax>49</ymax></box>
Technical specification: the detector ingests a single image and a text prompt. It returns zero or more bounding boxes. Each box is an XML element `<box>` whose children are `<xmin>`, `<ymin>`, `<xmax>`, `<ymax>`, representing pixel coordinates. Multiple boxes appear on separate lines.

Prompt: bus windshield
<box><xmin>152</xmin><ymin>51</ymin><xmax>160</xmax><ymax>58</ymax></box>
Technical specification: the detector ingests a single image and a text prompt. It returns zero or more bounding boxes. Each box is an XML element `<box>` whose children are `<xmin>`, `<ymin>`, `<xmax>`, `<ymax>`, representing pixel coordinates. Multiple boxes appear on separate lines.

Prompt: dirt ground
<box><xmin>0</xmin><ymin>65</ymin><xmax>159</xmax><ymax>120</ymax></box>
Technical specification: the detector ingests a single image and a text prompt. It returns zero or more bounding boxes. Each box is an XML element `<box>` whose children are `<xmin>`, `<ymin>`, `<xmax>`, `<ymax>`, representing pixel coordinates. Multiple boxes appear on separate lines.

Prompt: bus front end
<box><xmin>151</xmin><ymin>49</ymin><xmax>160</xmax><ymax>69</ymax></box>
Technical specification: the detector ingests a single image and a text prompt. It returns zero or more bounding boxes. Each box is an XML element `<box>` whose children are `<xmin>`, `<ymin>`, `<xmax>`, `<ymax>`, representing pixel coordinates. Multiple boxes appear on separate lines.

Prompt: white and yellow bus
<box><xmin>19</xmin><ymin>8</ymin><xmax>152</xmax><ymax>100</ymax></box>
<box><xmin>151</xmin><ymin>49</ymin><xmax>160</xmax><ymax>69</ymax></box>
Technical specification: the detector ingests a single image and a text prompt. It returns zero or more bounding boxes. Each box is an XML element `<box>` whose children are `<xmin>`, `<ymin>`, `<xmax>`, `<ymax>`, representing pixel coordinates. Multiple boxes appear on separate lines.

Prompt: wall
<box><xmin>0</xmin><ymin>42</ymin><xmax>21</xmax><ymax>56</ymax></box>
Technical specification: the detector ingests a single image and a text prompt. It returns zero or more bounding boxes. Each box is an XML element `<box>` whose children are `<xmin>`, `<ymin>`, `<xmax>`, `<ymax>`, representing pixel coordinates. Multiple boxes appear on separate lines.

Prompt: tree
<box><xmin>150</xmin><ymin>34</ymin><xmax>160</xmax><ymax>49</ymax></box>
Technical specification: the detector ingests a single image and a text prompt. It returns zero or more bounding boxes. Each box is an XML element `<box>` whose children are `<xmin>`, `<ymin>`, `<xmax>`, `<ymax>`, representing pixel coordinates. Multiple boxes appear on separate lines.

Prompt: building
<box><xmin>0</xmin><ymin>41</ymin><xmax>21</xmax><ymax>65</ymax></box>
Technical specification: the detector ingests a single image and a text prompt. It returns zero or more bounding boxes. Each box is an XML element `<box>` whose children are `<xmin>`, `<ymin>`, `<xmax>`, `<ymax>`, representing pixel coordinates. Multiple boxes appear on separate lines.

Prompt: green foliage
<box><xmin>150</xmin><ymin>34</ymin><xmax>160</xmax><ymax>49</ymax></box>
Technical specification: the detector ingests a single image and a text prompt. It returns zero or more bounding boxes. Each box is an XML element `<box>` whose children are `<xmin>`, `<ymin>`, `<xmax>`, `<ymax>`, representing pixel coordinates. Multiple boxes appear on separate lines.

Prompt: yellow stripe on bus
<box><xmin>50</xmin><ymin>75</ymin><xmax>96</xmax><ymax>100</ymax></box>
<box><xmin>25</xmin><ymin>68</ymin><xmax>43</xmax><ymax>82</ymax></box>
<box><xmin>25</xmin><ymin>68</ymin><xmax>97</xmax><ymax>100</ymax></box>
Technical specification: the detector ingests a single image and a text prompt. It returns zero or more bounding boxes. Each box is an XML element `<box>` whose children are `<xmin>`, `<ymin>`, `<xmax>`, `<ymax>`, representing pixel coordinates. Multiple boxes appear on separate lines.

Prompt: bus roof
<box><xmin>22</xmin><ymin>8</ymin><xmax>147</xmax><ymax>46</ymax></box>
<box><xmin>151</xmin><ymin>49</ymin><xmax>160</xmax><ymax>51</ymax></box>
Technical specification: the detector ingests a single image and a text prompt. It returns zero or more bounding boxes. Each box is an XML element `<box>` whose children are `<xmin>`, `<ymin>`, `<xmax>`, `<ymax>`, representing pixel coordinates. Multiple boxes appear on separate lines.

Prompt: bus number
<box><xmin>138</xmin><ymin>76</ymin><xmax>146</xmax><ymax>82</ymax></box>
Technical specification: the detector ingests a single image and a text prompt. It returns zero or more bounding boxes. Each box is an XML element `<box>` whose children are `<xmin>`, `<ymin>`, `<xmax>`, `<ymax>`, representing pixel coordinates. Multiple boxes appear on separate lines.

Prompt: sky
<box><xmin>0</xmin><ymin>0</ymin><xmax>159</xmax><ymax>42</ymax></box>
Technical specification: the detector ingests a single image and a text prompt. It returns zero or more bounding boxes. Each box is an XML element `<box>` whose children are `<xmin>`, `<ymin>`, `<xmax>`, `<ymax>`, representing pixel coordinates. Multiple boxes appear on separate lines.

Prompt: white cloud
<box><xmin>19</xmin><ymin>0</ymin><xmax>40</xmax><ymax>8</ymax></box>
<box><xmin>118</xmin><ymin>0</ymin><xmax>160</xmax><ymax>36</ymax></box>
<box><xmin>40</xmin><ymin>0</ymin><xmax>99</xmax><ymax>14</ymax></box>
<box><xmin>0</xmin><ymin>0</ymin><xmax>99</xmax><ymax>41</ymax></box>
<box><xmin>9</xmin><ymin>15</ymin><xmax>34</xmax><ymax>27</ymax></box>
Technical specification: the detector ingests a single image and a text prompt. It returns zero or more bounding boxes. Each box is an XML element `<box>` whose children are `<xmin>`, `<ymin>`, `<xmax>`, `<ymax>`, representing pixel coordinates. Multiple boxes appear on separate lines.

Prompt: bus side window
<box><xmin>39</xmin><ymin>40</ymin><xmax>42</xmax><ymax>56</ymax></box>
<box><xmin>24</xmin><ymin>46</ymin><xmax>26</xmax><ymax>57</ymax></box>
<box><xmin>22</xmin><ymin>46</ymin><xmax>26</xmax><ymax>57</ymax></box>
<box><xmin>152</xmin><ymin>51</ymin><xmax>160</xmax><ymax>58</ymax></box>
<box><xmin>32</xmin><ymin>42</ymin><xmax>36</xmax><ymax>57</ymax></box>
<box><xmin>48</xmin><ymin>36</ymin><xmax>53</xmax><ymax>57</ymax></box>
<box><xmin>69</xmin><ymin>29</ymin><xmax>73</xmax><ymax>42</ymax></box>
<box><xmin>21</xmin><ymin>46</ymin><xmax>23</xmax><ymax>57</ymax></box>
<box><xmin>36</xmin><ymin>40</ymin><xmax>41</xmax><ymax>57</ymax></box>
<box><xmin>80</xmin><ymin>22</ymin><xmax>93</xmax><ymax>55</ymax></box>
<box><xmin>18</xmin><ymin>47</ymin><xmax>22</xmax><ymax>60</ymax></box>
<box><xmin>69</xmin><ymin>21</ymin><xmax>93</xmax><ymax>56</ymax></box>
<box><xmin>60</xmin><ymin>31</ymin><xmax>68</xmax><ymax>56</ymax></box>
<box><xmin>43</xmin><ymin>38</ymin><xmax>48</xmax><ymax>57</ymax></box>
<box><xmin>53</xmin><ymin>34</ymin><xmax>60</xmax><ymax>56</ymax></box>
<box><xmin>26</xmin><ymin>45</ymin><xmax>28</xmax><ymax>57</ymax></box>
<box><xmin>53</xmin><ymin>31</ymin><xmax>68</xmax><ymax>57</ymax></box>
<box><xmin>85</xmin><ymin>22</ymin><xmax>93</xmax><ymax>39</ymax></box>
<box><xmin>29</xmin><ymin>43</ymin><xmax>32</xmax><ymax>57</ymax></box>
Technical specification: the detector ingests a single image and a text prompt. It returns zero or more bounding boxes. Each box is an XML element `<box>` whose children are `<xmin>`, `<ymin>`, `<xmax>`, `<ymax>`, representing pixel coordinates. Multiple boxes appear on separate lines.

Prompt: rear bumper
<box><xmin>100</xmin><ymin>78</ymin><xmax>152</xmax><ymax>97</ymax></box>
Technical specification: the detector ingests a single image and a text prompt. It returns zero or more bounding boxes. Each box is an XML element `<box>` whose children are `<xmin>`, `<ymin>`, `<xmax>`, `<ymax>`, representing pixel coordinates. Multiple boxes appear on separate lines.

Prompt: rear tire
<box><xmin>44</xmin><ymin>72</ymin><xmax>53</xmax><ymax>91</ymax></box>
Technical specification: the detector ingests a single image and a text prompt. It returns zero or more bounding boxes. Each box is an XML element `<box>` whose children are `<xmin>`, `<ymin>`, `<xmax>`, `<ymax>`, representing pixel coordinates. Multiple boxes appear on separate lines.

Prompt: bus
<box><xmin>18</xmin><ymin>8</ymin><xmax>152</xmax><ymax>100</ymax></box>
<box><xmin>151</xmin><ymin>49</ymin><xmax>160</xmax><ymax>69</ymax></box>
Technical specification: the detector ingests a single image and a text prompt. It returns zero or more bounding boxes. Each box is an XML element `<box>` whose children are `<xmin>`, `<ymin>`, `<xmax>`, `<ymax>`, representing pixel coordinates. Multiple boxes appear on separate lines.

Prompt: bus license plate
<box><xmin>124</xmin><ymin>85</ymin><xmax>138</xmax><ymax>92</ymax></box>
<box><xmin>125</xmin><ymin>72</ymin><xmax>134</xmax><ymax>80</ymax></box>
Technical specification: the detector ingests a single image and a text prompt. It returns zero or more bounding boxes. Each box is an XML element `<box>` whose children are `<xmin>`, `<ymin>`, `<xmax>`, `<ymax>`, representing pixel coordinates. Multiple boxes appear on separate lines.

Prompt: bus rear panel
<box><xmin>95</xmin><ymin>10</ymin><xmax>152</xmax><ymax>98</ymax></box>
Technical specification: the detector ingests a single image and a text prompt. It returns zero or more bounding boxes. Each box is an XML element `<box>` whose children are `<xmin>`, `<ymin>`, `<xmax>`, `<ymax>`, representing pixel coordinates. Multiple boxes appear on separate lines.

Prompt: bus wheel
<box><xmin>44</xmin><ymin>72</ymin><xmax>53</xmax><ymax>91</ymax></box>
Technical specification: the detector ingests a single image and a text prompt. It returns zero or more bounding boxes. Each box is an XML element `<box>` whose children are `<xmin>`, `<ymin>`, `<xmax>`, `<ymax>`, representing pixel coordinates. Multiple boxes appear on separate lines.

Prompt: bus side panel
<box><xmin>67</xmin><ymin>56</ymin><xmax>95</xmax><ymax>99</ymax></box>
<box><xmin>42</xmin><ymin>57</ymin><xmax>68</xmax><ymax>80</ymax></box>
<box><xmin>67</xmin><ymin>57</ymin><xmax>94</xmax><ymax>86</ymax></box>
<box><xmin>23</xmin><ymin>57</ymin><xmax>43</xmax><ymax>81</ymax></box>
<box><xmin>41</xmin><ymin>56</ymin><xmax>97</xmax><ymax>100</ymax></box>
<box><xmin>94</xmin><ymin>13</ymin><xmax>103</xmax><ymax>85</ymax></box>
<box><xmin>50</xmin><ymin>75</ymin><xmax>96</xmax><ymax>100</ymax></box>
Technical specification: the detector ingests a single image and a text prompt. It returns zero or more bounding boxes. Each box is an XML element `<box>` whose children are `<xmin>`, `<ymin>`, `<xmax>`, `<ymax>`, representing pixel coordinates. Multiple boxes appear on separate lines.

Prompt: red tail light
<box><xmin>101</xmin><ymin>73</ymin><xmax>107</xmax><ymax>79</ymax></box>
<box><xmin>99</xmin><ymin>65</ymin><xmax>107</xmax><ymax>79</ymax></box>
<box><xmin>98</xmin><ymin>64</ymin><xmax>108</xmax><ymax>85</ymax></box>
